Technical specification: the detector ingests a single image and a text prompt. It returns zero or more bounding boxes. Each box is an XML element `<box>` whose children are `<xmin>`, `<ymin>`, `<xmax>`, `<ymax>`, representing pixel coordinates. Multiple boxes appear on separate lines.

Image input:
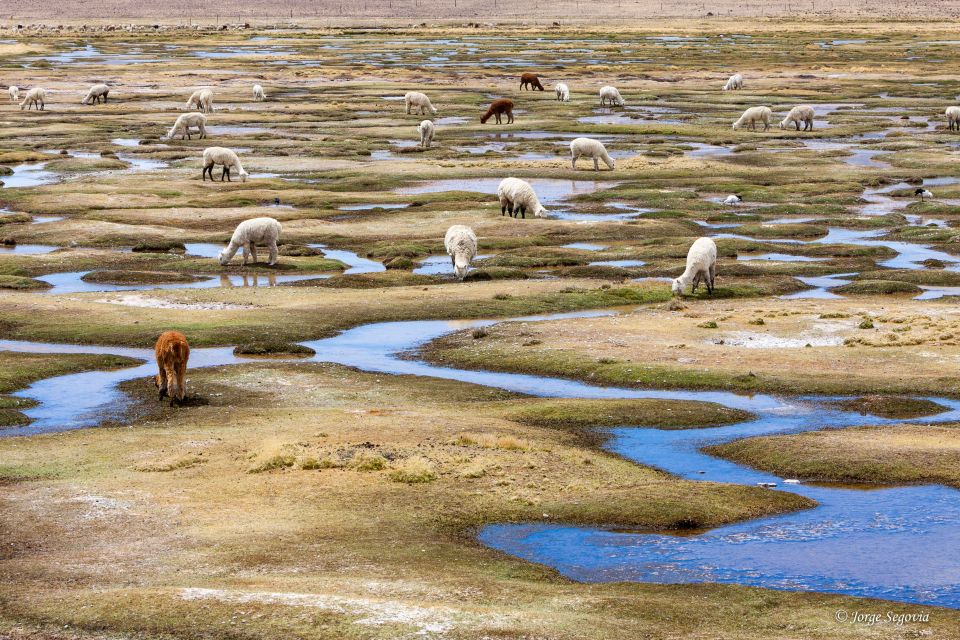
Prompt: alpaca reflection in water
<box><xmin>218</xmin><ymin>273</ymin><xmax>278</xmax><ymax>288</ymax></box>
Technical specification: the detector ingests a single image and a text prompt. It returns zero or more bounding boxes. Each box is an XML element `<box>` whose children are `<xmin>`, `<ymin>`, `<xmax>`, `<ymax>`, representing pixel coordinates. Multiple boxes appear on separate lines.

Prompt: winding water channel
<box><xmin>2</xmin><ymin>307</ymin><xmax>959</xmax><ymax>608</ymax></box>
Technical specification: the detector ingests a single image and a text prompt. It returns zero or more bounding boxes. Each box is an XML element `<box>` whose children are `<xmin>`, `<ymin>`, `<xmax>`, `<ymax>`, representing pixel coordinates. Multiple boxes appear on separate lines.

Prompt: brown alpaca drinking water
<box><xmin>519</xmin><ymin>73</ymin><xmax>544</xmax><ymax>91</ymax></box>
<box><xmin>154</xmin><ymin>331</ymin><xmax>190</xmax><ymax>406</ymax></box>
<box><xmin>480</xmin><ymin>99</ymin><xmax>514</xmax><ymax>125</ymax></box>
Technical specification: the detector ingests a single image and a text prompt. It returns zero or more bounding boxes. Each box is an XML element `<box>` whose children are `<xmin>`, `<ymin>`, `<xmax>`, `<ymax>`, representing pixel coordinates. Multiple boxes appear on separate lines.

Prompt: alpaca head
<box><xmin>534</xmin><ymin>204</ymin><xmax>548</xmax><ymax>218</ymax></box>
<box><xmin>604</xmin><ymin>155</ymin><xmax>616</xmax><ymax>170</ymax></box>
<box><xmin>671</xmin><ymin>277</ymin><xmax>685</xmax><ymax>295</ymax></box>
<box><xmin>238</xmin><ymin>168</ymin><xmax>248</xmax><ymax>183</ymax></box>
<box><xmin>217</xmin><ymin>249</ymin><xmax>231</xmax><ymax>266</ymax></box>
<box><xmin>453</xmin><ymin>255</ymin><xmax>470</xmax><ymax>280</ymax></box>
<box><xmin>731</xmin><ymin>121</ymin><xmax>740</xmax><ymax>130</ymax></box>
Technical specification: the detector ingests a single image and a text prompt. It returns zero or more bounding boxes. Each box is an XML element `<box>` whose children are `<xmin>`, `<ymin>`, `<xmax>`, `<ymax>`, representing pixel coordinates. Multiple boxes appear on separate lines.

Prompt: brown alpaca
<box><xmin>480</xmin><ymin>99</ymin><xmax>514</xmax><ymax>125</ymax></box>
<box><xmin>154</xmin><ymin>331</ymin><xmax>190</xmax><ymax>406</ymax></box>
<box><xmin>519</xmin><ymin>73</ymin><xmax>544</xmax><ymax>91</ymax></box>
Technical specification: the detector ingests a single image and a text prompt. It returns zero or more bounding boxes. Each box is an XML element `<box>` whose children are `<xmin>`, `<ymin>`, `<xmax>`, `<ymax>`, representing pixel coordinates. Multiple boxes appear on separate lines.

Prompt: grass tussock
<box><xmin>389</xmin><ymin>456</ymin><xmax>438</xmax><ymax>483</ymax></box>
<box><xmin>455</xmin><ymin>432</ymin><xmax>532</xmax><ymax>451</ymax></box>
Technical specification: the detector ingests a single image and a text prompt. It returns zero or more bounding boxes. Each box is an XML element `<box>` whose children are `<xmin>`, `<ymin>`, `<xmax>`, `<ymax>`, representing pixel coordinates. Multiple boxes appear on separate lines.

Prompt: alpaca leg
<box><xmin>268</xmin><ymin>241</ymin><xmax>277</xmax><ymax>266</ymax></box>
<box><xmin>164</xmin><ymin>364</ymin><xmax>179</xmax><ymax>405</ymax></box>
<box><xmin>593</xmin><ymin>157</ymin><xmax>599</xmax><ymax>171</ymax></box>
<box><xmin>175</xmin><ymin>361</ymin><xmax>187</xmax><ymax>403</ymax></box>
<box><xmin>203</xmin><ymin>163</ymin><xmax>213</xmax><ymax>181</ymax></box>
<box><xmin>708</xmin><ymin>264</ymin><xmax>716</xmax><ymax>293</ymax></box>
<box><xmin>518</xmin><ymin>205</ymin><xmax>525</xmax><ymax>219</ymax></box>
<box><xmin>241</xmin><ymin>245</ymin><xmax>250</xmax><ymax>265</ymax></box>
<box><xmin>157</xmin><ymin>370</ymin><xmax>168</xmax><ymax>401</ymax></box>
<box><xmin>507</xmin><ymin>112</ymin><xmax>514</xmax><ymax>124</ymax></box>
<box><xmin>501</xmin><ymin>203</ymin><xmax>507</xmax><ymax>216</ymax></box>
<box><xmin>250</xmin><ymin>244</ymin><xmax>259</xmax><ymax>264</ymax></box>
<box><xmin>571</xmin><ymin>154</ymin><xmax>578</xmax><ymax>170</ymax></box>
<box><xmin>223</xmin><ymin>167</ymin><xmax>230</xmax><ymax>182</ymax></box>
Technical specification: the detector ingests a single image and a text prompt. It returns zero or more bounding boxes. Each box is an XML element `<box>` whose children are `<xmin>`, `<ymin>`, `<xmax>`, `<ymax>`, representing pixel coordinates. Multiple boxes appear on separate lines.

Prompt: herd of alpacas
<box><xmin>11</xmin><ymin>69</ymin><xmax>955</xmax><ymax>405</ymax></box>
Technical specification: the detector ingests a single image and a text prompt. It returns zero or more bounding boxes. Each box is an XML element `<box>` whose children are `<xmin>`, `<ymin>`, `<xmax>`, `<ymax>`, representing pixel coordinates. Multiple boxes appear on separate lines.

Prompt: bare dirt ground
<box><xmin>3</xmin><ymin>0</ymin><xmax>960</xmax><ymax>22</ymax></box>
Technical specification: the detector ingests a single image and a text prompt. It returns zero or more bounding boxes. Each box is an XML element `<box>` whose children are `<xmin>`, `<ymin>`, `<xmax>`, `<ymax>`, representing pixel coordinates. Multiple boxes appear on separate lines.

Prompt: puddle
<box><xmin>37</xmin><ymin>270</ymin><xmax>332</xmax><ymax>295</ymax></box>
<box><xmin>737</xmin><ymin>253</ymin><xmax>824</xmax><ymax>262</ymax></box>
<box><xmin>588</xmin><ymin>260</ymin><xmax>646</xmax><ymax>268</ymax></box>
<box><xmin>118</xmin><ymin>154</ymin><xmax>166</xmax><ymax>172</ymax></box>
<box><xmin>31</xmin><ymin>215</ymin><xmax>64</xmax><ymax>225</ymax></box>
<box><xmin>308</xmin><ymin>245</ymin><xmax>385</xmax><ymax>275</ymax></box>
<box><xmin>562</xmin><ymin>243</ymin><xmax>608</xmax><ymax>251</ymax></box>
<box><xmin>412</xmin><ymin>254</ymin><xmax>491</xmax><ymax>276</ymax></box>
<box><xmin>337</xmin><ymin>203</ymin><xmax>408</xmax><ymax>211</ymax></box>
<box><xmin>1</xmin><ymin>162</ymin><xmax>58</xmax><ymax>189</ymax></box>
<box><xmin>206</xmin><ymin>125</ymin><xmax>270</xmax><ymax>135</ymax></box>
<box><xmin>0</xmin><ymin>243</ymin><xmax>58</xmax><ymax>255</ymax></box>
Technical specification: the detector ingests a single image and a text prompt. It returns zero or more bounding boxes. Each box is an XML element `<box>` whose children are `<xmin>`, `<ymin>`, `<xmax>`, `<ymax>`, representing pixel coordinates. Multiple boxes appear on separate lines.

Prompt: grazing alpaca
<box><xmin>252</xmin><ymin>84</ymin><xmax>266</xmax><ymax>101</ymax></box>
<box><xmin>916</xmin><ymin>188</ymin><xmax>933</xmax><ymax>202</ymax></box>
<box><xmin>480</xmin><ymin>98</ymin><xmax>514</xmax><ymax>125</ymax></box>
<box><xmin>723</xmin><ymin>73</ymin><xmax>744</xmax><ymax>91</ymax></box>
<box><xmin>202</xmin><ymin>147</ymin><xmax>248</xmax><ymax>182</ymax></box>
<box><xmin>497</xmin><ymin>177</ymin><xmax>547</xmax><ymax>218</ymax></box>
<box><xmin>154</xmin><ymin>330</ymin><xmax>190</xmax><ymax>406</ymax></box>
<box><xmin>166</xmin><ymin>112</ymin><xmax>207</xmax><ymax>140</ymax></box>
<box><xmin>570</xmin><ymin>137</ymin><xmax>615</xmax><ymax>171</ymax></box>
<box><xmin>404</xmin><ymin>91</ymin><xmax>438</xmax><ymax>115</ymax></box>
<box><xmin>444</xmin><ymin>224</ymin><xmax>478</xmax><ymax>280</ymax></box>
<box><xmin>520</xmin><ymin>73</ymin><xmax>544</xmax><ymax>91</ymax></box>
<box><xmin>19</xmin><ymin>87</ymin><xmax>45</xmax><ymax>111</ymax></box>
<box><xmin>732</xmin><ymin>106</ymin><xmax>772</xmax><ymax>131</ymax></box>
<box><xmin>417</xmin><ymin>119</ymin><xmax>435</xmax><ymax>148</ymax></box>
<box><xmin>555</xmin><ymin>82</ymin><xmax>570</xmax><ymax>102</ymax></box>
<box><xmin>779</xmin><ymin>105</ymin><xmax>815</xmax><ymax>131</ymax></box>
<box><xmin>599</xmin><ymin>85</ymin><xmax>624</xmax><ymax>107</ymax></box>
<box><xmin>672</xmin><ymin>237</ymin><xmax>717</xmax><ymax>296</ymax></box>
<box><xmin>218</xmin><ymin>217</ymin><xmax>282</xmax><ymax>266</ymax></box>
<box><xmin>185</xmin><ymin>88</ymin><xmax>214</xmax><ymax>114</ymax></box>
<box><xmin>947</xmin><ymin>106</ymin><xmax>960</xmax><ymax>131</ymax></box>
<box><xmin>81</xmin><ymin>83</ymin><xmax>109</xmax><ymax>105</ymax></box>
<box><xmin>723</xmin><ymin>194</ymin><xmax>742</xmax><ymax>205</ymax></box>
<box><xmin>8</xmin><ymin>86</ymin><xmax>18</xmax><ymax>102</ymax></box>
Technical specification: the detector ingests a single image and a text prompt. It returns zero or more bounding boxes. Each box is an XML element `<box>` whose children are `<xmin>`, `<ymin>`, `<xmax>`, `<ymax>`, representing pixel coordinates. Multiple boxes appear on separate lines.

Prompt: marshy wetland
<box><xmin>2</xmin><ymin>20</ymin><xmax>960</xmax><ymax>639</ymax></box>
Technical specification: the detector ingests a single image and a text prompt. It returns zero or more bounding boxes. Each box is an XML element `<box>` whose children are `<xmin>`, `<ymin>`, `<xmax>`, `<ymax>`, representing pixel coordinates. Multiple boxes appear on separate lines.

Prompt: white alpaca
<box><xmin>186</xmin><ymin>88</ymin><xmax>214</xmax><ymax>114</ymax></box>
<box><xmin>166</xmin><ymin>113</ymin><xmax>207</xmax><ymax>140</ymax></box>
<box><xmin>732</xmin><ymin>106</ymin><xmax>772</xmax><ymax>131</ymax></box>
<box><xmin>672</xmin><ymin>237</ymin><xmax>717</xmax><ymax>296</ymax></box>
<box><xmin>947</xmin><ymin>106</ymin><xmax>960</xmax><ymax>131</ymax></box>
<box><xmin>723</xmin><ymin>73</ymin><xmax>743</xmax><ymax>91</ymax></box>
<box><xmin>417</xmin><ymin>119</ymin><xmax>435</xmax><ymax>148</ymax></box>
<box><xmin>252</xmin><ymin>84</ymin><xmax>266</xmax><ymax>101</ymax></box>
<box><xmin>555</xmin><ymin>82</ymin><xmax>570</xmax><ymax>102</ymax></box>
<box><xmin>81</xmin><ymin>83</ymin><xmax>109</xmax><ymax>105</ymax></box>
<box><xmin>404</xmin><ymin>91</ymin><xmax>438</xmax><ymax>115</ymax></box>
<box><xmin>8</xmin><ymin>86</ymin><xmax>18</xmax><ymax>102</ymax></box>
<box><xmin>201</xmin><ymin>147</ymin><xmax>248</xmax><ymax>182</ymax></box>
<box><xmin>599</xmin><ymin>85</ymin><xmax>624</xmax><ymax>107</ymax></box>
<box><xmin>779</xmin><ymin>105</ymin><xmax>815</xmax><ymax>131</ymax></box>
<box><xmin>723</xmin><ymin>194</ymin><xmax>742</xmax><ymax>206</ymax></box>
<box><xmin>444</xmin><ymin>225</ymin><xmax>478</xmax><ymax>280</ymax></box>
<box><xmin>218</xmin><ymin>217</ymin><xmax>282</xmax><ymax>266</ymax></box>
<box><xmin>570</xmin><ymin>137</ymin><xmax>615</xmax><ymax>171</ymax></box>
<box><xmin>19</xmin><ymin>87</ymin><xmax>45</xmax><ymax>111</ymax></box>
<box><xmin>497</xmin><ymin>177</ymin><xmax>547</xmax><ymax>219</ymax></box>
